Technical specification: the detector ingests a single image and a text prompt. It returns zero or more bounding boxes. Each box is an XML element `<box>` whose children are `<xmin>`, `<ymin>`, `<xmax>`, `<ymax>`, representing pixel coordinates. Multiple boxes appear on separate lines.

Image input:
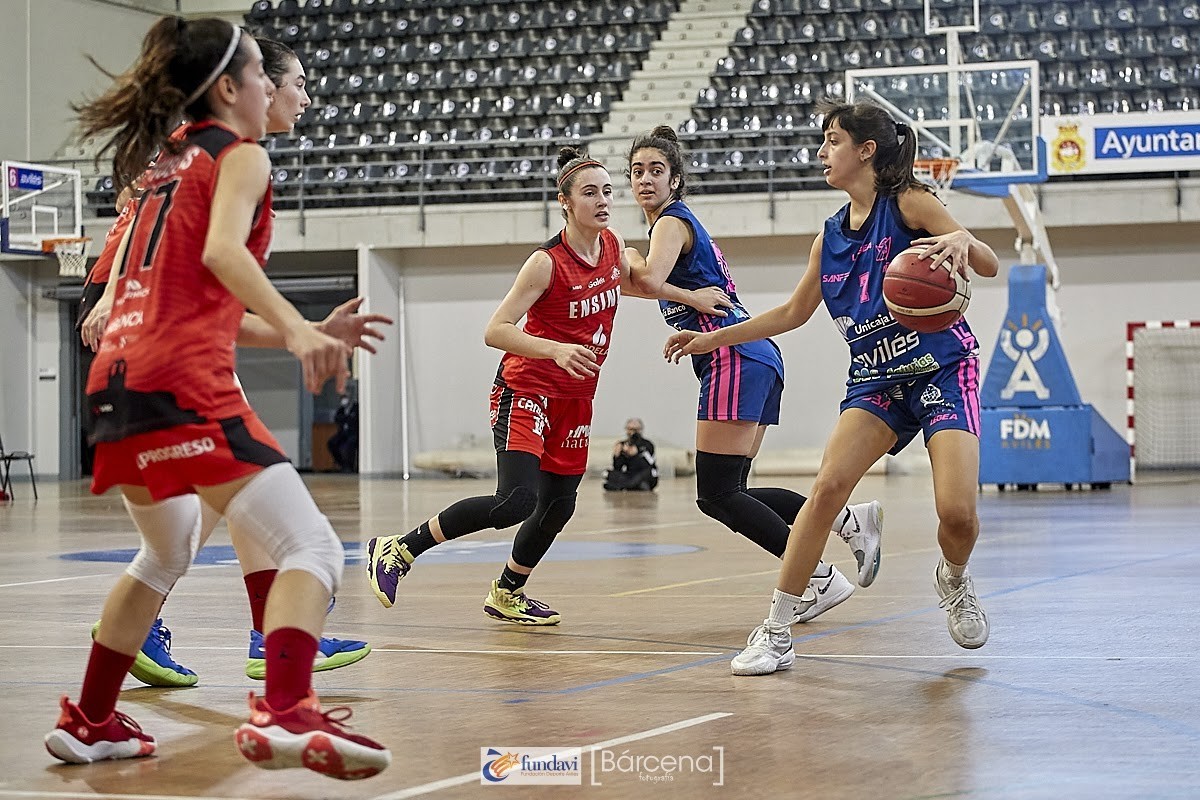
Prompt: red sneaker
<box><xmin>234</xmin><ymin>691</ymin><xmax>390</xmax><ymax>780</ymax></box>
<box><xmin>44</xmin><ymin>696</ymin><xmax>156</xmax><ymax>764</ymax></box>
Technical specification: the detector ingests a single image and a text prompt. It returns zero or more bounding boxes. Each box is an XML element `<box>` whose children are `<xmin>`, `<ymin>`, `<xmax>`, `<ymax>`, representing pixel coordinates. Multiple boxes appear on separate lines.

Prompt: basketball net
<box><xmin>914</xmin><ymin>158</ymin><xmax>960</xmax><ymax>194</ymax></box>
<box><xmin>43</xmin><ymin>237</ymin><xmax>92</xmax><ymax>279</ymax></box>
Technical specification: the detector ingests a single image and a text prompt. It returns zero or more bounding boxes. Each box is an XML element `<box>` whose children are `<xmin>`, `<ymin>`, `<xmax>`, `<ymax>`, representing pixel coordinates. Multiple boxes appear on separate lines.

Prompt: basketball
<box><xmin>882</xmin><ymin>246</ymin><xmax>971</xmax><ymax>333</ymax></box>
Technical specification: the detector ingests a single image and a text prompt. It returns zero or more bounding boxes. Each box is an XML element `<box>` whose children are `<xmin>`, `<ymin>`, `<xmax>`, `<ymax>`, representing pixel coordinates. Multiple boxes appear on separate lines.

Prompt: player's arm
<box><xmin>617</xmin><ymin>229</ymin><xmax>729</xmax><ymax>316</ymax></box>
<box><xmin>899</xmin><ymin>189</ymin><xmax>999</xmax><ymax>278</ymax></box>
<box><xmin>626</xmin><ymin>215</ymin><xmax>690</xmax><ymax>295</ymax></box>
<box><xmin>664</xmin><ymin>233</ymin><xmax>825</xmax><ymax>362</ymax></box>
<box><xmin>484</xmin><ymin>250</ymin><xmax>598</xmax><ymax>380</ymax></box>
<box><xmin>203</xmin><ymin>143</ymin><xmax>350</xmax><ymax>393</ymax></box>
<box><xmin>237</xmin><ymin>298</ymin><xmax>393</xmax><ymax>353</ymax></box>
<box><xmin>80</xmin><ymin>223</ymin><xmax>134</xmax><ymax>351</ymax></box>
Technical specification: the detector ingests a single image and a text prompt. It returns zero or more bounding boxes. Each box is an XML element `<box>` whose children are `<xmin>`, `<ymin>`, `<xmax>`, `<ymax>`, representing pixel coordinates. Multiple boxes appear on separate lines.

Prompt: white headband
<box><xmin>184</xmin><ymin>25</ymin><xmax>242</xmax><ymax>107</ymax></box>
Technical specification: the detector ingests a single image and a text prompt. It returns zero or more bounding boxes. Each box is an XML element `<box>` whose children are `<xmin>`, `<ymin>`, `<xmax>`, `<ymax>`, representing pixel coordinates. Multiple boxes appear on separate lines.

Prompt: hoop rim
<box><xmin>913</xmin><ymin>157</ymin><xmax>960</xmax><ymax>190</ymax></box>
<box><xmin>41</xmin><ymin>235</ymin><xmax>92</xmax><ymax>253</ymax></box>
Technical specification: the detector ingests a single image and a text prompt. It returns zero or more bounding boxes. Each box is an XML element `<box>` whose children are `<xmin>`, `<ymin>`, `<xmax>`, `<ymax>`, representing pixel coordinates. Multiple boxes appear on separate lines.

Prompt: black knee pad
<box><xmin>488</xmin><ymin>484</ymin><xmax>538</xmax><ymax>529</ymax></box>
<box><xmin>510</xmin><ymin>493</ymin><xmax>577</xmax><ymax>567</ymax></box>
<box><xmin>696</xmin><ymin>495</ymin><xmax>743</xmax><ymax>532</ymax></box>
<box><xmin>695</xmin><ymin>450</ymin><xmax>747</xmax><ymax>531</ymax></box>
<box><xmin>539</xmin><ymin>493</ymin><xmax>577</xmax><ymax>535</ymax></box>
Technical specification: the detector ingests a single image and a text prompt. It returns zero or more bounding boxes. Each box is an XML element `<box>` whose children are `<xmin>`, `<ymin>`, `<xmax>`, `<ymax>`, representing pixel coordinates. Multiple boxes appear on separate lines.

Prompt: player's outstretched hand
<box><xmin>664</xmin><ymin>330</ymin><xmax>718</xmax><ymax>363</ymax></box>
<box><xmin>317</xmin><ymin>297</ymin><xmax>395</xmax><ymax>354</ymax></box>
<box><xmin>910</xmin><ymin>231</ymin><xmax>972</xmax><ymax>277</ymax></box>
<box><xmin>554</xmin><ymin>343</ymin><xmax>599</xmax><ymax>380</ymax></box>
<box><xmin>689</xmin><ymin>286</ymin><xmax>731</xmax><ymax>317</ymax></box>
<box><xmin>287</xmin><ymin>326</ymin><xmax>353</xmax><ymax>394</ymax></box>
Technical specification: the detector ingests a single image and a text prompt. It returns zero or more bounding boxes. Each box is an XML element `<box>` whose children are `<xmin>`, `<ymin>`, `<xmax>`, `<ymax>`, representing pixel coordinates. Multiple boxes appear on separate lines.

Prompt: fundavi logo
<box><xmin>480</xmin><ymin>747</ymin><xmax>582</xmax><ymax>785</ymax></box>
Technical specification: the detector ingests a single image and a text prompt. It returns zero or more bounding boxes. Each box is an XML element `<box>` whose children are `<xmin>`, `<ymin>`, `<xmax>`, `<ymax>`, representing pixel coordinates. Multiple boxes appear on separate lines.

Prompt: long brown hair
<box><xmin>627</xmin><ymin>124</ymin><xmax>689</xmax><ymax>200</ymax></box>
<box><xmin>817</xmin><ymin>99</ymin><xmax>926</xmax><ymax>197</ymax></box>
<box><xmin>256</xmin><ymin>36</ymin><xmax>299</xmax><ymax>87</ymax></box>
<box><xmin>75</xmin><ymin>17</ymin><xmax>251</xmax><ymax>189</ymax></box>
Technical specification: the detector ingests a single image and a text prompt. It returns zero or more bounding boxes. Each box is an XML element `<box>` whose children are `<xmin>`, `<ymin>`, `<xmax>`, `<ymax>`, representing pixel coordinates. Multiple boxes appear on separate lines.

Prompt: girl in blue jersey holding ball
<box><xmin>665</xmin><ymin>101</ymin><xmax>1000</xmax><ymax>675</ymax></box>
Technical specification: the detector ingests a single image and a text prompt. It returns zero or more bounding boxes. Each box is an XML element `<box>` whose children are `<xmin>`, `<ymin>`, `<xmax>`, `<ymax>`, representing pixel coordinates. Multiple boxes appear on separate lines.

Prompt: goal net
<box><xmin>1127</xmin><ymin>321</ymin><xmax>1200</xmax><ymax>473</ymax></box>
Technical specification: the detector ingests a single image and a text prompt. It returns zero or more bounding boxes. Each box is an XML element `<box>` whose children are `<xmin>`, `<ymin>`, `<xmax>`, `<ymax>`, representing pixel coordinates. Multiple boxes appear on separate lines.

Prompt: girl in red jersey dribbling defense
<box><xmin>365</xmin><ymin>146</ymin><xmax>731</xmax><ymax>624</ymax></box>
<box><xmin>46</xmin><ymin>17</ymin><xmax>390</xmax><ymax>780</ymax></box>
<box><xmin>75</xmin><ymin>36</ymin><xmax>384</xmax><ymax>691</ymax></box>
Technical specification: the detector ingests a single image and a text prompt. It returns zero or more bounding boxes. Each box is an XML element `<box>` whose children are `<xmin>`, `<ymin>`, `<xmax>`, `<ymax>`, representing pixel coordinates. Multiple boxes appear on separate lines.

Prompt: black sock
<box><xmin>399</xmin><ymin>521</ymin><xmax>438</xmax><ymax>558</ymax></box>
<box><xmin>498</xmin><ymin>566</ymin><xmax>529</xmax><ymax>593</ymax></box>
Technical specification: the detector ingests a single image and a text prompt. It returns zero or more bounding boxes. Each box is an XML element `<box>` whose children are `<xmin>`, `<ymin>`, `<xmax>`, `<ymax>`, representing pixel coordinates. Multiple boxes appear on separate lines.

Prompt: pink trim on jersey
<box><xmin>730</xmin><ymin>349</ymin><xmax>742</xmax><ymax>418</ymax></box>
<box><xmin>957</xmin><ymin>357</ymin><xmax>980</xmax><ymax>436</ymax></box>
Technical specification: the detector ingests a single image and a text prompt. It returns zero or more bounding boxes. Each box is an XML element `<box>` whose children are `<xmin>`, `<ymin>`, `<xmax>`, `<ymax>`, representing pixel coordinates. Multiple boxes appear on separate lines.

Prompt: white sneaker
<box><xmin>935</xmin><ymin>563</ymin><xmax>989</xmax><ymax>649</ymax></box>
<box><xmin>730</xmin><ymin>622</ymin><xmax>795</xmax><ymax>676</ymax></box>
<box><xmin>795</xmin><ymin>565</ymin><xmax>855</xmax><ymax>623</ymax></box>
<box><xmin>838</xmin><ymin>501</ymin><xmax>883</xmax><ymax>587</ymax></box>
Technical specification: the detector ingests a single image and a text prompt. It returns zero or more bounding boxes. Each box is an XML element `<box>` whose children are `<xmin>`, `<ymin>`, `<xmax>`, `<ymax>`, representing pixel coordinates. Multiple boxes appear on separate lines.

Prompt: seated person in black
<box><xmin>603</xmin><ymin>418</ymin><xmax>657</xmax><ymax>491</ymax></box>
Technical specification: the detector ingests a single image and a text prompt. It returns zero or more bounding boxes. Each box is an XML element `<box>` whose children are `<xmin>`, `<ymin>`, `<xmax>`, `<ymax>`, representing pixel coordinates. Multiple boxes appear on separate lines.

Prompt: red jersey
<box><xmin>86</xmin><ymin>198</ymin><xmax>138</xmax><ymax>287</ymax></box>
<box><xmin>496</xmin><ymin>228</ymin><xmax>622</xmax><ymax>400</ymax></box>
<box><xmin>86</xmin><ymin>120</ymin><xmax>274</xmax><ymax>443</ymax></box>
<box><xmin>87</xmin><ymin>125</ymin><xmax>190</xmax><ymax>288</ymax></box>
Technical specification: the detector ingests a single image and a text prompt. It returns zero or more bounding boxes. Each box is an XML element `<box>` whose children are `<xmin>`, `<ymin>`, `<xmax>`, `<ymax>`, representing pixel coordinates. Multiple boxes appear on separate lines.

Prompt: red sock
<box><xmin>243</xmin><ymin>569</ymin><xmax>278</xmax><ymax>633</ymax></box>
<box><xmin>264</xmin><ymin>627</ymin><xmax>317</xmax><ymax>712</ymax></box>
<box><xmin>79</xmin><ymin>641</ymin><xmax>136</xmax><ymax>723</ymax></box>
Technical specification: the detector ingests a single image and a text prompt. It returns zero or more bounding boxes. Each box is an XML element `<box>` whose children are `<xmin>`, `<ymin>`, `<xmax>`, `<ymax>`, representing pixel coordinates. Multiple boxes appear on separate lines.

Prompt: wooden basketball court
<box><xmin>2</xmin><ymin>472</ymin><xmax>1198</xmax><ymax>798</ymax></box>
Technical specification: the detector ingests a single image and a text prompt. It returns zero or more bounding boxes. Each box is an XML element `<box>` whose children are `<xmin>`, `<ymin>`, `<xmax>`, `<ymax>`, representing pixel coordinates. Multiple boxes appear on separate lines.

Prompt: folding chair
<box><xmin>0</xmin><ymin>433</ymin><xmax>37</xmax><ymax>500</ymax></box>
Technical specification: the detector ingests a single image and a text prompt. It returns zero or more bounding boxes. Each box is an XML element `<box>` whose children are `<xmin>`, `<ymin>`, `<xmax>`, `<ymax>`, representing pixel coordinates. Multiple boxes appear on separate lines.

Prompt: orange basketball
<box><xmin>882</xmin><ymin>246</ymin><xmax>971</xmax><ymax>333</ymax></box>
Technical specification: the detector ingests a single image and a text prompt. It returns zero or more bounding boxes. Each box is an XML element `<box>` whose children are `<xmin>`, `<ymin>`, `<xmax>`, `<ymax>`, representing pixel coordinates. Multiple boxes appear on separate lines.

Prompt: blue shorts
<box><xmin>694</xmin><ymin>349</ymin><xmax>784</xmax><ymax>425</ymax></box>
<box><xmin>840</xmin><ymin>357</ymin><xmax>981</xmax><ymax>455</ymax></box>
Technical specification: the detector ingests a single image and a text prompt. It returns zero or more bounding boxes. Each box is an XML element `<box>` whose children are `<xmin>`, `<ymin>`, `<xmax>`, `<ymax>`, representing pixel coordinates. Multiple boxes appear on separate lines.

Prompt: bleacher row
<box><xmin>85</xmin><ymin>0</ymin><xmax>1198</xmax><ymax>211</ymax></box>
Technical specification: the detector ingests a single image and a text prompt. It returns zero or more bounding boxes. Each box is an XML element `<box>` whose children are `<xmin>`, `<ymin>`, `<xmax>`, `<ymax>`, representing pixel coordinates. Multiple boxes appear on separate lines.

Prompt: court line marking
<box><xmin>0</xmin><ymin>646</ymin><xmax>723</xmax><ymax>656</ymax></box>
<box><xmin>0</xmin><ymin>563</ymin><xmax>228</xmax><ymax>590</ymax></box>
<box><xmin>369</xmin><ymin>711</ymin><xmax>731</xmax><ymax>800</ymax></box>
<box><xmin>0</xmin><ymin>793</ymin><xmax>259</xmax><ymax>800</ymax></box>
<box><xmin>612</xmin><ymin>568</ymin><xmax>776</xmax><ymax>596</ymax></box>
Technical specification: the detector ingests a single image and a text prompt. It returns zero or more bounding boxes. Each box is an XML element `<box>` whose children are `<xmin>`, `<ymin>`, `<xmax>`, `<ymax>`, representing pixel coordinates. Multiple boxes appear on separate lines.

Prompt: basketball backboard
<box><xmin>1</xmin><ymin>160</ymin><xmax>83</xmax><ymax>255</ymax></box>
<box><xmin>846</xmin><ymin>60</ymin><xmax>1044</xmax><ymax>193</ymax></box>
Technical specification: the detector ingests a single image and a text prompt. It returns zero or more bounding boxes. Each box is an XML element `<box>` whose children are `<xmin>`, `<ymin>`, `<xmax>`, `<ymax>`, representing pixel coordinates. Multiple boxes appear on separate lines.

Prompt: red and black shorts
<box><xmin>91</xmin><ymin>413</ymin><xmax>288</xmax><ymax>501</ymax></box>
<box><xmin>489</xmin><ymin>383</ymin><xmax>593</xmax><ymax>476</ymax></box>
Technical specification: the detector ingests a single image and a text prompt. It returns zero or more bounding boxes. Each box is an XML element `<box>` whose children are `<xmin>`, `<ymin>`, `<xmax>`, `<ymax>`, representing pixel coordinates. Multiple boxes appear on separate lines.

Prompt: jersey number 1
<box><xmin>118</xmin><ymin>179</ymin><xmax>179</xmax><ymax>277</ymax></box>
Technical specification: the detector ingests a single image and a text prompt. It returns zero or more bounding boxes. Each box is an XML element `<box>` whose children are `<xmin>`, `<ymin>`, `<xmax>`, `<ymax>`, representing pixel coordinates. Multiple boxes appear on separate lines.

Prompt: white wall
<box><xmin>379</xmin><ymin>222</ymin><xmax>1200</xmax><ymax>464</ymax></box>
<box><xmin>0</xmin><ymin>0</ymin><xmax>160</xmax><ymax>162</ymax></box>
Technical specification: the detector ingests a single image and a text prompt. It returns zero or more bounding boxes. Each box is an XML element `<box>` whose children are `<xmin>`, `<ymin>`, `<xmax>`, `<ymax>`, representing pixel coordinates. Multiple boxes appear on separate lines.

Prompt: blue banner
<box><xmin>1095</xmin><ymin>124</ymin><xmax>1200</xmax><ymax>160</ymax></box>
<box><xmin>6</xmin><ymin>165</ymin><xmax>43</xmax><ymax>190</ymax></box>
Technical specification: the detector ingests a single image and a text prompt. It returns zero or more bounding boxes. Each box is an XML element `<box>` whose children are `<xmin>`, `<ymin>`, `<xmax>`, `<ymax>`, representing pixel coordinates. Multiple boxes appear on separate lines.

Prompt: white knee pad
<box><xmin>223</xmin><ymin>463</ymin><xmax>345</xmax><ymax>593</ymax></box>
<box><xmin>123</xmin><ymin>494</ymin><xmax>202</xmax><ymax>596</ymax></box>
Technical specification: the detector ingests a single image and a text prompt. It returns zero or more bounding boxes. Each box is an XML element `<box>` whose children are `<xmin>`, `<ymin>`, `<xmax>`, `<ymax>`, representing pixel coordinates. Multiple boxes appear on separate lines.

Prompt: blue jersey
<box><xmin>651</xmin><ymin>201</ymin><xmax>784</xmax><ymax>378</ymax></box>
<box><xmin>821</xmin><ymin>193</ymin><xmax>977</xmax><ymax>389</ymax></box>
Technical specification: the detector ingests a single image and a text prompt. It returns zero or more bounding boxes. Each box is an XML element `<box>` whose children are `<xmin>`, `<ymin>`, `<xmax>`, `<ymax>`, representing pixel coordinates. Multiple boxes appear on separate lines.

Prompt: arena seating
<box><xmin>681</xmin><ymin>0</ymin><xmax>1198</xmax><ymax>193</ymax></box>
<box><xmin>243</xmin><ymin>0</ymin><xmax>679</xmax><ymax>208</ymax></box>
<box><xmin>86</xmin><ymin>0</ymin><xmax>1197</xmax><ymax>212</ymax></box>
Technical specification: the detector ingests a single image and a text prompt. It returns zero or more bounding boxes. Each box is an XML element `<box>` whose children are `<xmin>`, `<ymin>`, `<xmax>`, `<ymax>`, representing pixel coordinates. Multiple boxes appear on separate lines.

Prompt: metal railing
<box><xmin>49</xmin><ymin>127</ymin><xmax>834</xmax><ymax>232</ymax></box>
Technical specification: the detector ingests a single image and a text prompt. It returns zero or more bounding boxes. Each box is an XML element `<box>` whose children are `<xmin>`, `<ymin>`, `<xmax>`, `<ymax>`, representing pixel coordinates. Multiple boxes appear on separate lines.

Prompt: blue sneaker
<box><xmin>245</xmin><ymin>629</ymin><xmax>372</xmax><ymax>680</ymax></box>
<box><xmin>91</xmin><ymin>618</ymin><xmax>198</xmax><ymax>688</ymax></box>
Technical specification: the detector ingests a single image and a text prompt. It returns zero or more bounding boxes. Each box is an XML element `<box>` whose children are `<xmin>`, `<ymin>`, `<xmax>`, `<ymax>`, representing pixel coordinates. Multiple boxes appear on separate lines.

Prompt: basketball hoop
<box><xmin>42</xmin><ymin>236</ymin><xmax>91</xmax><ymax>279</ymax></box>
<box><xmin>914</xmin><ymin>157</ymin><xmax>960</xmax><ymax>194</ymax></box>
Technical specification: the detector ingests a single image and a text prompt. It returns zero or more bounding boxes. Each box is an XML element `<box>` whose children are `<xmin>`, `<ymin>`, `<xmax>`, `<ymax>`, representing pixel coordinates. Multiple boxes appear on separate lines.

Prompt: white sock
<box><xmin>940</xmin><ymin>557</ymin><xmax>967</xmax><ymax>580</ymax></box>
<box><xmin>767</xmin><ymin>588</ymin><xmax>806</xmax><ymax>628</ymax></box>
<box><xmin>812</xmin><ymin>560</ymin><xmax>832</xmax><ymax>579</ymax></box>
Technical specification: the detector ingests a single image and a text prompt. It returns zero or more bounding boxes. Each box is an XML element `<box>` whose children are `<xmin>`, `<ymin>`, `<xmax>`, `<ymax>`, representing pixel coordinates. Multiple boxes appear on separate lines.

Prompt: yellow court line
<box><xmin>611</xmin><ymin>568</ymin><xmax>778</xmax><ymax>597</ymax></box>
